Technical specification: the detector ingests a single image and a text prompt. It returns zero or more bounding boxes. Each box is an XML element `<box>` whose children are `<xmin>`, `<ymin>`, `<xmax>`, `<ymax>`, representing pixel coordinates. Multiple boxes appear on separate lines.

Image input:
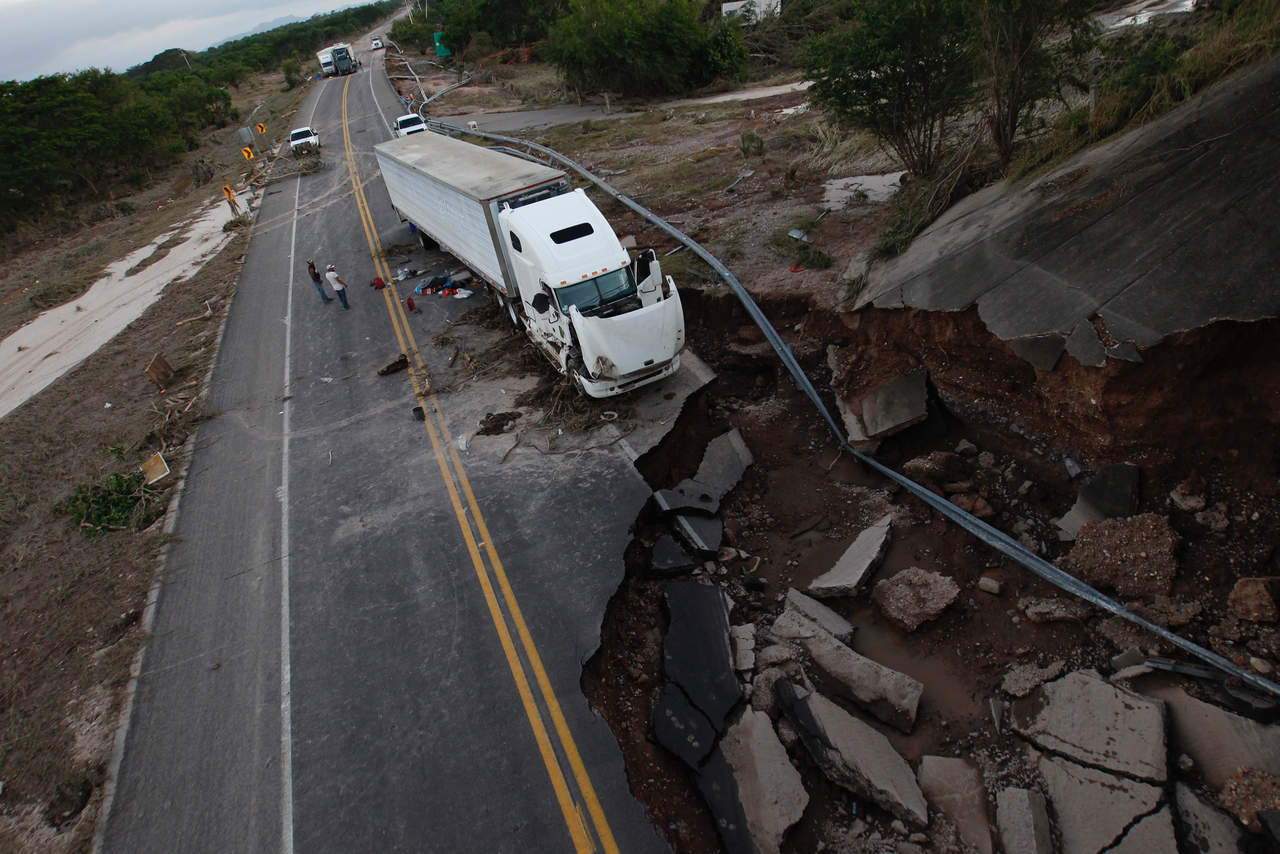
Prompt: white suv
<box><xmin>371</xmin><ymin>36</ymin><xmax>384</xmax><ymax>49</ymax></box>
<box><xmin>394</xmin><ymin>114</ymin><xmax>426</xmax><ymax>138</ymax></box>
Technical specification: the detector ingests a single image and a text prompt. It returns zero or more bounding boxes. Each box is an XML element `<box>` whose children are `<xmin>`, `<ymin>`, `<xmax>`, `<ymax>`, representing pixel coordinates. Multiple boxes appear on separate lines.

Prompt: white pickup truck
<box><xmin>375</xmin><ymin>132</ymin><xmax>684</xmax><ymax>397</ymax></box>
<box><xmin>393</xmin><ymin>114</ymin><xmax>426</xmax><ymax>138</ymax></box>
<box><xmin>288</xmin><ymin>126</ymin><xmax>321</xmax><ymax>156</ymax></box>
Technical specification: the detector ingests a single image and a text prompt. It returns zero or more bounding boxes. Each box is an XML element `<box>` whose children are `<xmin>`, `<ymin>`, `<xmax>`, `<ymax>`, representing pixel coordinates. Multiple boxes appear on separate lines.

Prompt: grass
<box><xmin>1012</xmin><ymin>0</ymin><xmax>1280</xmax><ymax>179</ymax></box>
<box><xmin>768</xmin><ymin>217</ymin><xmax>835</xmax><ymax>269</ymax></box>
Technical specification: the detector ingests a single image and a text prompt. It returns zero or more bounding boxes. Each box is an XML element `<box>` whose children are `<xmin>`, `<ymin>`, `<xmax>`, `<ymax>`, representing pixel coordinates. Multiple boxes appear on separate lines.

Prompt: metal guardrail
<box><xmin>420</xmin><ymin>118</ymin><xmax>1280</xmax><ymax>700</ymax></box>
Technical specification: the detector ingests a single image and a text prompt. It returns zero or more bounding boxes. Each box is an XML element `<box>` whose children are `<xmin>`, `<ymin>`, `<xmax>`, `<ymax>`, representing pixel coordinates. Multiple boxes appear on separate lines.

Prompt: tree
<box><xmin>282</xmin><ymin>58</ymin><xmax>305</xmax><ymax>90</ymax></box>
<box><xmin>804</xmin><ymin>0</ymin><xmax>973</xmax><ymax>177</ymax></box>
<box><xmin>545</xmin><ymin>0</ymin><xmax>744</xmax><ymax>96</ymax></box>
<box><xmin>968</xmin><ymin>0</ymin><xmax>1095</xmax><ymax>164</ymax></box>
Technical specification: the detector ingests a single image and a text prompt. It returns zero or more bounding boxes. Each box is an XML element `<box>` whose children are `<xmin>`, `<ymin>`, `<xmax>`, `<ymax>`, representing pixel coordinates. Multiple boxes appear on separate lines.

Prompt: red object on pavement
<box><xmin>406</xmin><ymin>296</ymin><xmax>416</xmax><ymax>312</ymax></box>
<box><xmin>372</xmin><ymin>276</ymin><xmax>386</xmax><ymax>289</ymax></box>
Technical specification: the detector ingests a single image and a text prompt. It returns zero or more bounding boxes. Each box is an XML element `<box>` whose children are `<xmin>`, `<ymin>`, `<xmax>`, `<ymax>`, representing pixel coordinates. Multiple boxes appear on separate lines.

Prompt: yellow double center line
<box><xmin>336</xmin><ymin>80</ymin><xmax>619</xmax><ymax>854</ymax></box>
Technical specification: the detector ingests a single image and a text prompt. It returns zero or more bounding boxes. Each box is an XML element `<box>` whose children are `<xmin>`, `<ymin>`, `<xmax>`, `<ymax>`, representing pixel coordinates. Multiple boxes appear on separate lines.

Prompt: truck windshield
<box><xmin>555</xmin><ymin>267</ymin><xmax>636</xmax><ymax>315</ymax></box>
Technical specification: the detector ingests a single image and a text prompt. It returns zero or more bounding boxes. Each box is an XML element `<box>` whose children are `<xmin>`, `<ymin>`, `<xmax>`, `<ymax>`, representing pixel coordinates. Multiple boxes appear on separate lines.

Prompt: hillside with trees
<box><xmin>0</xmin><ymin>1</ymin><xmax>395</xmax><ymax>249</ymax></box>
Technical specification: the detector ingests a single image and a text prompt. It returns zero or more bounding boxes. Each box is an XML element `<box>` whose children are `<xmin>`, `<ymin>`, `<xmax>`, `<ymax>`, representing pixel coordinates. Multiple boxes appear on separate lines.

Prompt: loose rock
<box><xmin>872</xmin><ymin>568</ymin><xmax>960</xmax><ymax>631</ymax></box>
<box><xmin>1000</xmin><ymin>660</ymin><xmax>1065</xmax><ymax>698</ymax></box>
<box><xmin>1019</xmin><ymin>596</ymin><xmax>1092</xmax><ymax>623</ymax></box>
<box><xmin>1058</xmin><ymin>513</ymin><xmax>1180</xmax><ymax>600</ymax></box>
<box><xmin>1228</xmin><ymin>577</ymin><xmax>1279</xmax><ymax>623</ymax></box>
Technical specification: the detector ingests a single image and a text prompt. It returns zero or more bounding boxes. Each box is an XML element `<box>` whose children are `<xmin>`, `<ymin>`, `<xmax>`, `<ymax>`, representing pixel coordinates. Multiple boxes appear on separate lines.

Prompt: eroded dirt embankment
<box><xmin>585</xmin><ymin>283</ymin><xmax>1279</xmax><ymax>852</ymax></box>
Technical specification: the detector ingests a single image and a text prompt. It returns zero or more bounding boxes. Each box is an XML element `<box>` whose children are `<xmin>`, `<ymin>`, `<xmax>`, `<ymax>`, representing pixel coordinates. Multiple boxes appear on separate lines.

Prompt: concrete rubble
<box><xmin>1175</xmin><ymin>783</ymin><xmax>1245</xmax><ymax>853</ymax></box>
<box><xmin>784</xmin><ymin>588</ymin><xmax>855</xmax><ymax>643</ymax></box>
<box><xmin>730</xmin><ymin>624</ymin><xmax>756</xmax><ymax>673</ymax></box>
<box><xmin>807</xmin><ymin>514</ymin><xmax>893</xmax><ymax>599</ymax></box>
<box><xmin>717</xmin><ymin>709</ymin><xmax>809</xmax><ymax>854</ymax></box>
<box><xmin>1054</xmin><ymin>462</ymin><xmax>1141</xmax><ymax>540</ymax></box>
<box><xmin>1019</xmin><ymin>596</ymin><xmax>1093</xmax><ymax>623</ymax></box>
<box><xmin>871</xmin><ymin>567</ymin><xmax>960</xmax><ymax>631</ymax></box>
<box><xmin>788</xmin><ymin>611</ymin><xmax>922</xmax><ymax>733</ymax></box>
<box><xmin>1011</xmin><ymin>670</ymin><xmax>1167</xmax><ymax>781</ymax></box>
<box><xmin>1000</xmin><ymin>659</ymin><xmax>1065</xmax><ymax>698</ymax></box>
<box><xmin>1034</xmin><ymin>749</ymin><xmax>1173</xmax><ymax>854</ymax></box>
<box><xmin>1137</xmin><ymin>681</ymin><xmax>1280</xmax><ymax>790</ymax></box>
<box><xmin>917</xmin><ymin>756</ymin><xmax>993</xmax><ymax>854</ymax></box>
<box><xmin>780</xmin><ymin>682</ymin><xmax>929</xmax><ymax>827</ymax></box>
<box><xmin>995</xmin><ymin>788</ymin><xmax>1054</xmax><ymax>854</ymax></box>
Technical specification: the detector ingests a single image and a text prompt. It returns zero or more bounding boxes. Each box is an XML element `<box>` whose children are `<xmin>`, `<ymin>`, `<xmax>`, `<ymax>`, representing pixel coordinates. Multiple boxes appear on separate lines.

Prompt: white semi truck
<box><xmin>316</xmin><ymin>49</ymin><xmax>334</xmax><ymax>77</ymax></box>
<box><xmin>375</xmin><ymin>132</ymin><xmax>684</xmax><ymax>398</ymax></box>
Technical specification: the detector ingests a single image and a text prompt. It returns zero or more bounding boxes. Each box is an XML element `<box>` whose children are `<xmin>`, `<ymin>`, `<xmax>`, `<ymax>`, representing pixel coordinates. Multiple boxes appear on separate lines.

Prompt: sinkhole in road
<box><xmin>578</xmin><ymin>287</ymin><xmax>1280</xmax><ymax>852</ymax></box>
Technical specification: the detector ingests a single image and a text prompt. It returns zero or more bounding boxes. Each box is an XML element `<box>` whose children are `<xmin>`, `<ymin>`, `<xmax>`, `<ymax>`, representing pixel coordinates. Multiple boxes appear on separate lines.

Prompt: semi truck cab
<box><xmin>499</xmin><ymin>190</ymin><xmax>683</xmax><ymax>396</ymax></box>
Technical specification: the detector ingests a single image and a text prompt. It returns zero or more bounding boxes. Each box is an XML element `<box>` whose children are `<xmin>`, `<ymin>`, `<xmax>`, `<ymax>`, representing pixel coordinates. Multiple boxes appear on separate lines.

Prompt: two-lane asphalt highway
<box><xmin>101</xmin><ymin>48</ymin><xmax>670</xmax><ymax>854</ymax></box>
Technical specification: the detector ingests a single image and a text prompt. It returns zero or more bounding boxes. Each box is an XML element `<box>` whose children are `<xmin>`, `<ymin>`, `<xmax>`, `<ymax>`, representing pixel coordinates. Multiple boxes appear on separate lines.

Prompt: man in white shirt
<box><xmin>325</xmin><ymin>264</ymin><xmax>349</xmax><ymax>309</ymax></box>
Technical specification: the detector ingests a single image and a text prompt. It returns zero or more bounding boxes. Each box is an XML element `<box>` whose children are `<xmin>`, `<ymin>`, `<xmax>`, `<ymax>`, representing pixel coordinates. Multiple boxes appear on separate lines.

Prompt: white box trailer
<box><xmin>375</xmin><ymin>132</ymin><xmax>684</xmax><ymax>398</ymax></box>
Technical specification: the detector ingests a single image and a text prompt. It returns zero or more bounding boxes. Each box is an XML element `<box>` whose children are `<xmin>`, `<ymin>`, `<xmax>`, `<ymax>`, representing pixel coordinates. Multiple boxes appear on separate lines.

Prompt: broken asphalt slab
<box><xmin>857</xmin><ymin>57</ymin><xmax>1280</xmax><ymax>361</ymax></box>
<box><xmin>995</xmin><ymin>788</ymin><xmax>1054</xmax><ymax>854</ymax></box>
<box><xmin>650</xmin><ymin>534</ymin><xmax>696</xmax><ymax>577</ymax></box>
<box><xmin>1011</xmin><ymin>670</ymin><xmax>1167</xmax><ymax>782</ymax></box>
<box><xmin>695</xmin><ymin>749</ymin><xmax>755</xmax><ymax>854</ymax></box>
<box><xmin>689</xmin><ymin>428</ymin><xmax>754</xmax><ymax>502</ymax></box>
<box><xmin>652</xmin><ymin>682</ymin><xmax>718</xmax><ymax>769</ymax></box>
<box><xmin>662</xmin><ymin>581</ymin><xmax>741</xmax><ymax>734</ymax></box>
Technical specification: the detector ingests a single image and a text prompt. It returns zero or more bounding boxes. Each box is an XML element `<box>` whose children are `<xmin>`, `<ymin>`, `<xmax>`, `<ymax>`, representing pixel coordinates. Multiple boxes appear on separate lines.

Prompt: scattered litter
<box><xmin>789</xmin><ymin>265</ymin><xmax>805</xmax><ymax>274</ymax></box>
<box><xmin>104</xmin><ymin>402</ymin><xmax>112</xmax><ymax>409</ymax></box>
<box><xmin>452</xmin><ymin>289</ymin><xmax>472</xmax><ymax>299</ymax></box>
<box><xmin>406</xmin><ymin>296</ymin><xmax>419</xmax><ymax>313</ymax></box>
<box><xmin>412</xmin><ymin>405</ymin><xmax>425</xmax><ymax>421</ymax></box>
<box><xmin>787</xmin><ymin>228</ymin><xmax>810</xmax><ymax>243</ymax></box>
<box><xmin>140</xmin><ymin>452</ymin><xmax>170</xmax><ymax>485</ymax></box>
<box><xmin>601</xmin><ymin>411</ymin><xmax>618</xmax><ymax>421</ymax></box>
<box><xmin>723</xmin><ymin>169</ymin><xmax>755</xmax><ymax>193</ymax></box>
<box><xmin>378</xmin><ymin>354</ymin><xmax>409</xmax><ymax>376</ymax></box>
<box><xmin>371</xmin><ymin>276</ymin><xmax>386</xmax><ymax>290</ymax></box>
<box><xmin>457</xmin><ymin>433</ymin><xmax>470</xmax><ymax>451</ymax></box>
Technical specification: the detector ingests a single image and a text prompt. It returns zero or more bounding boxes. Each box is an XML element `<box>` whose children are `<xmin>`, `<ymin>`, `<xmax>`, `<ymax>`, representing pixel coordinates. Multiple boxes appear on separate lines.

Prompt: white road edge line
<box><xmin>279</xmin><ymin>90</ymin><xmax>321</xmax><ymax>854</ymax></box>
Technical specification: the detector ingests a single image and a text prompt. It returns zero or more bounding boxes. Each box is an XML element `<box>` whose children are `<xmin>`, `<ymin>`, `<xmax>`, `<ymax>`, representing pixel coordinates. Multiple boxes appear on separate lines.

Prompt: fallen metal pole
<box><xmin>424</xmin><ymin>119</ymin><xmax>1280</xmax><ymax>699</ymax></box>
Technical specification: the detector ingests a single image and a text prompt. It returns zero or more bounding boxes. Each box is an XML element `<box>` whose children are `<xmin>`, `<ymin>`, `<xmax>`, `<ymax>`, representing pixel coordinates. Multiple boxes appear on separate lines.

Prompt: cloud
<box><xmin>0</xmin><ymin>0</ymin><xmax>357</xmax><ymax>81</ymax></box>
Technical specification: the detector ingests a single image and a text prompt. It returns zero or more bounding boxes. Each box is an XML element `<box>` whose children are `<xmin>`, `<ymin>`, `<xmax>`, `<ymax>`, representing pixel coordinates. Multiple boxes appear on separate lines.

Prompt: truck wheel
<box><xmin>492</xmin><ymin>287</ymin><xmax>522</xmax><ymax>330</ymax></box>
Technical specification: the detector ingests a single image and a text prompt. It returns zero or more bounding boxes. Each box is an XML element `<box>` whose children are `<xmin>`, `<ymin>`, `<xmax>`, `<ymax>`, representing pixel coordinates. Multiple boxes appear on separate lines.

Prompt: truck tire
<box><xmin>492</xmin><ymin>288</ymin><xmax>523</xmax><ymax>330</ymax></box>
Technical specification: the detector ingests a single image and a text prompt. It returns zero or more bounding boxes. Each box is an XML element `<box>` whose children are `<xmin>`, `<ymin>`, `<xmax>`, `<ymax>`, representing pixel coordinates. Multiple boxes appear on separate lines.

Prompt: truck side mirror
<box><xmin>531</xmin><ymin>292</ymin><xmax>551</xmax><ymax>314</ymax></box>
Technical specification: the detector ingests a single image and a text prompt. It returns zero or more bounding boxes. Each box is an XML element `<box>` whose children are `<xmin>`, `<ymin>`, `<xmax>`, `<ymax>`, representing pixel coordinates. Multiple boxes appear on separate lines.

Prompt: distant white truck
<box><xmin>316</xmin><ymin>49</ymin><xmax>334</xmax><ymax>77</ymax></box>
<box><xmin>375</xmin><ymin>132</ymin><xmax>684</xmax><ymax>398</ymax></box>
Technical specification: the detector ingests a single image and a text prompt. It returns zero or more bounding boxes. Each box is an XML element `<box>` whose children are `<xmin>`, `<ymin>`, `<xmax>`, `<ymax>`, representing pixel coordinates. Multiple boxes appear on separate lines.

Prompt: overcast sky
<box><xmin>0</xmin><ymin>0</ymin><xmax>370</xmax><ymax>82</ymax></box>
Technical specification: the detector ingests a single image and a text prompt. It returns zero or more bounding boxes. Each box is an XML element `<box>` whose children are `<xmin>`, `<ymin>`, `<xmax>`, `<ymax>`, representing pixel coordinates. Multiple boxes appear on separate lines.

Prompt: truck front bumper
<box><xmin>575</xmin><ymin>354</ymin><xmax>681</xmax><ymax>399</ymax></box>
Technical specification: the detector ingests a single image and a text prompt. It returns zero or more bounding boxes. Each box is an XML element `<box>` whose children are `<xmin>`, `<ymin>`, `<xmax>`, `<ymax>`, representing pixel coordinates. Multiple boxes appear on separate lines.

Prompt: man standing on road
<box><xmin>326</xmin><ymin>264</ymin><xmax>350</xmax><ymax>309</ymax></box>
<box><xmin>307</xmin><ymin>259</ymin><xmax>333</xmax><ymax>304</ymax></box>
